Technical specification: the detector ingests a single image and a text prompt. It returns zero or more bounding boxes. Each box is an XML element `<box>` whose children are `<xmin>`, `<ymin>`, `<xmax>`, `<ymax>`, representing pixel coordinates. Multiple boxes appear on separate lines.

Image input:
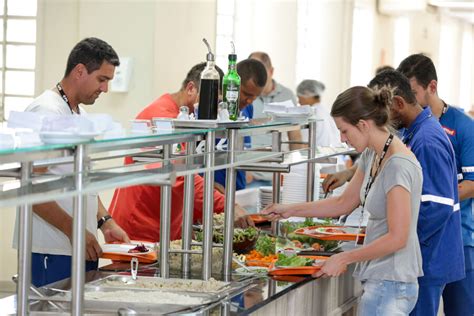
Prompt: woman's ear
<box><xmin>357</xmin><ymin>119</ymin><xmax>370</xmax><ymax>132</ymax></box>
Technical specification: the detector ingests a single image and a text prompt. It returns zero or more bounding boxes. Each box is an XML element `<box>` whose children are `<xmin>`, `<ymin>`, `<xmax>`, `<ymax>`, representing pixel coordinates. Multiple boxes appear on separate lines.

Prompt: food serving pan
<box><xmin>32</xmin><ymin>286</ymin><xmax>218</xmax><ymax>315</ymax></box>
<box><xmin>85</xmin><ymin>275</ymin><xmax>243</xmax><ymax>297</ymax></box>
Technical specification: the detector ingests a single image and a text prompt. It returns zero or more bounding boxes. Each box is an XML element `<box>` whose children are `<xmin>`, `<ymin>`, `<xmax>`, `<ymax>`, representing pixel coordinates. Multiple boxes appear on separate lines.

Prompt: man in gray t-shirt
<box><xmin>248</xmin><ymin>52</ymin><xmax>304</xmax><ymax>184</ymax></box>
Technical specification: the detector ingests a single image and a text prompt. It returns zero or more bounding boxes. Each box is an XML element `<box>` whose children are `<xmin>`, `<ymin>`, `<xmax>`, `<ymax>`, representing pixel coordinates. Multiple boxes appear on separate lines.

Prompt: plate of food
<box><xmin>268</xmin><ymin>254</ymin><xmax>327</xmax><ymax>276</ymax></box>
<box><xmin>101</xmin><ymin>241</ymin><xmax>157</xmax><ymax>263</ymax></box>
<box><xmin>295</xmin><ymin>226</ymin><xmax>365</xmax><ymax>241</ymax></box>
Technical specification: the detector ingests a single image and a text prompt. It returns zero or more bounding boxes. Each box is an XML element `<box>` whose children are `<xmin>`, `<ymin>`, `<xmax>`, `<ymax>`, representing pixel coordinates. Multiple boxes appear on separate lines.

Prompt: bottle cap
<box><xmin>228</xmin><ymin>54</ymin><xmax>237</xmax><ymax>61</ymax></box>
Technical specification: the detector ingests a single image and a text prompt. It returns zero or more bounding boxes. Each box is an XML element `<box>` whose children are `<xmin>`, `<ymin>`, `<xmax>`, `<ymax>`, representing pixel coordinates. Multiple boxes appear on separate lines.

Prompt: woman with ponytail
<box><xmin>262</xmin><ymin>85</ymin><xmax>423</xmax><ymax>315</ymax></box>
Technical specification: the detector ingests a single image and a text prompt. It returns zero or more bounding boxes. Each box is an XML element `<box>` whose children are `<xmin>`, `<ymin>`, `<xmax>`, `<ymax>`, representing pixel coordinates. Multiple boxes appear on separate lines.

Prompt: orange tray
<box><xmin>295</xmin><ymin>225</ymin><xmax>365</xmax><ymax>242</ymax></box>
<box><xmin>268</xmin><ymin>256</ymin><xmax>327</xmax><ymax>276</ymax></box>
<box><xmin>248</xmin><ymin>214</ymin><xmax>270</xmax><ymax>224</ymax></box>
<box><xmin>101</xmin><ymin>241</ymin><xmax>157</xmax><ymax>264</ymax></box>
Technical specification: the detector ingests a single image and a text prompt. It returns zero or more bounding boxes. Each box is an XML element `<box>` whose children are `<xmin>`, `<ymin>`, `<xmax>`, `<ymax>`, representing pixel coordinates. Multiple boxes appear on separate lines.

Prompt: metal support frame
<box><xmin>160</xmin><ymin>144</ymin><xmax>172</xmax><ymax>278</ymax></box>
<box><xmin>223</xmin><ymin>129</ymin><xmax>238</xmax><ymax>280</ymax></box>
<box><xmin>71</xmin><ymin>144</ymin><xmax>86</xmax><ymax>316</ymax></box>
<box><xmin>16</xmin><ymin>161</ymin><xmax>32</xmax><ymax>316</ymax></box>
<box><xmin>202</xmin><ymin>131</ymin><xmax>216</xmax><ymax>280</ymax></box>
<box><xmin>181</xmin><ymin>141</ymin><xmax>196</xmax><ymax>277</ymax></box>
<box><xmin>306</xmin><ymin>120</ymin><xmax>317</xmax><ymax>202</ymax></box>
<box><xmin>271</xmin><ymin>131</ymin><xmax>281</xmax><ymax>235</ymax></box>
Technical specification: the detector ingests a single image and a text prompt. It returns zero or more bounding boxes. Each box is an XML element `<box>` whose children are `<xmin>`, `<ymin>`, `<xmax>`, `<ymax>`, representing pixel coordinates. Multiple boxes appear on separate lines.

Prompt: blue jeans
<box><xmin>32</xmin><ymin>253</ymin><xmax>98</xmax><ymax>287</ymax></box>
<box><xmin>359</xmin><ymin>280</ymin><xmax>418</xmax><ymax>316</ymax></box>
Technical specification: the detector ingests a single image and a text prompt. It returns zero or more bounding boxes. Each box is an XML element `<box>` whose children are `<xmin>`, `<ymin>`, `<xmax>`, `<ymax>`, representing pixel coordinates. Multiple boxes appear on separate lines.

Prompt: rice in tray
<box><xmin>85</xmin><ymin>290</ymin><xmax>206</xmax><ymax>305</ymax></box>
<box><xmin>104</xmin><ymin>277</ymin><xmax>227</xmax><ymax>292</ymax></box>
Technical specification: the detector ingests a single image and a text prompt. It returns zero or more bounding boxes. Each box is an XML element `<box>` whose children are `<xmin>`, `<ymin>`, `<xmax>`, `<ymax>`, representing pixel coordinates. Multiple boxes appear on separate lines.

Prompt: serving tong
<box><xmin>127</xmin><ymin>257</ymin><xmax>139</xmax><ymax>284</ymax></box>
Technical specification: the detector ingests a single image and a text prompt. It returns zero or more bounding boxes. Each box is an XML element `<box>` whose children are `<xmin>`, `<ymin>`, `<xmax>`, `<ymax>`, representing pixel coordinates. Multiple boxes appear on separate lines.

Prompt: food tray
<box><xmin>268</xmin><ymin>255</ymin><xmax>328</xmax><ymax>276</ymax></box>
<box><xmin>295</xmin><ymin>225</ymin><xmax>366</xmax><ymax>241</ymax></box>
<box><xmin>172</xmin><ymin>119</ymin><xmax>248</xmax><ymax>129</ymax></box>
<box><xmin>86</xmin><ymin>275</ymin><xmax>239</xmax><ymax>296</ymax></box>
<box><xmin>44</xmin><ymin>285</ymin><xmax>217</xmax><ymax>314</ymax></box>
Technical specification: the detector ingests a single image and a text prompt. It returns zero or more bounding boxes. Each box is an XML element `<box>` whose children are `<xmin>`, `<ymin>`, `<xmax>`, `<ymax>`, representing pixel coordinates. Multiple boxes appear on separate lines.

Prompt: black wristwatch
<box><xmin>97</xmin><ymin>215</ymin><xmax>112</xmax><ymax>229</ymax></box>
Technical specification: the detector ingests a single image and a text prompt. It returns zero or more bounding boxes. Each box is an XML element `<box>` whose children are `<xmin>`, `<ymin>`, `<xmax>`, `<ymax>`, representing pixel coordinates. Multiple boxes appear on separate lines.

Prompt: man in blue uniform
<box><xmin>398</xmin><ymin>54</ymin><xmax>474</xmax><ymax>316</ymax></box>
<box><xmin>214</xmin><ymin>59</ymin><xmax>267</xmax><ymax>191</ymax></box>
<box><xmin>369</xmin><ymin>70</ymin><xmax>465</xmax><ymax>316</ymax></box>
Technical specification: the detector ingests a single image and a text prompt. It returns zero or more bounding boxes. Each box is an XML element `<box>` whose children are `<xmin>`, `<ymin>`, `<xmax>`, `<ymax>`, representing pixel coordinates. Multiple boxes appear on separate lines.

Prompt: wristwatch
<box><xmin>97</xmin><ymin>214</ymin><xmax>113</xmax><ymax>229</ymax></box>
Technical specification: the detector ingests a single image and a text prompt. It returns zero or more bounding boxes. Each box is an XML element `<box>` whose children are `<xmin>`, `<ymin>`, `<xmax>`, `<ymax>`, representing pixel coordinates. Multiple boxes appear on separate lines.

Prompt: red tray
<box><xmin>295</xmin><ymin>226</ymin><xmax>365</xmax><ymax>242</ymax></box>
<box><xmin>268</xmin><ymin>256</ymin><xmax>327</xmax><ymax>276</ymax></box>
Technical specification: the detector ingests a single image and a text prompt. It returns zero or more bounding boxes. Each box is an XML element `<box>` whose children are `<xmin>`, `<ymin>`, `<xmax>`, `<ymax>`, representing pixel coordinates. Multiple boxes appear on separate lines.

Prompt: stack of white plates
<box><xmin>282</xmin><ymin>163</ymin><xmax>320</xmax><ymax>204</ymax></box>
<box><xmin>257</xmin><ymin>186</ymin><xmax>282</xmax><ymax>211</ymax></box>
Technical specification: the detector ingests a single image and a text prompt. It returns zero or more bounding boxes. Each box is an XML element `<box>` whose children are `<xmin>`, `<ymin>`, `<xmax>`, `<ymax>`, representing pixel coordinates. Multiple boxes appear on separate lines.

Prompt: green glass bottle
<box><xmin>222</xmin><ymin>53</ymin><xmax>241</xmax><ymax>121</ymax></box>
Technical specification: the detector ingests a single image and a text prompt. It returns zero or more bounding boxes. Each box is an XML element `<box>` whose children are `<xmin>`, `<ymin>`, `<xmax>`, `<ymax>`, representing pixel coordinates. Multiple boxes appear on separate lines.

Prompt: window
<box><xmin>0</xmin><ymin>0</ymin><xmax>37</xmax><ymax>121</ymax></box>
<box><xmin>350</xmin><ymin>5</ymin><xmax>374</xmax><ymax>86</ymax></box>
<box><xmin>295</xmin><ymin>0</ymin><xmax>322</xmax><ymax>85</ymax></box>
<box><xmin>459</xmin><ymin>25</ymin><xmax>472</xmax><ymax>111</ymax></box>
<box><xmin>215</xmin><ymin>0</ymin><xmax>235</xmax><ymax>70</ymax></box>
<box><xmin>393</xmin><ymin>16</ymin><xmax>410</xmax><ymax>66</ymax></box>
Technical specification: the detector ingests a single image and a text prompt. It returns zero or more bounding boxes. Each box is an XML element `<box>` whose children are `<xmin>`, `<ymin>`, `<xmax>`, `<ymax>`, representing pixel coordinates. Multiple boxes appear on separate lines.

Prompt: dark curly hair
<box><xmin>65</xmin><ymin>37</ymin><xmax>120</xmax><ymax>77</ymax></box>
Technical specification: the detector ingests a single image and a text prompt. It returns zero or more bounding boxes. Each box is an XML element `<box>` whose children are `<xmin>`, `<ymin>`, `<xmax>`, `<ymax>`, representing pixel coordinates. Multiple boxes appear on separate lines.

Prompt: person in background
<box><xmin>263</xmin><ymin>85</ymin><xmax>423</xmax><ymax>316</ymax></box>
<box><xmin>296</xmin><ymin>79</ymin><xmax>341</xmax><ymax>147</ymax></box>
<box><xmin>398</xmin><ymin>53</ymin><xmax>473</xmax><ymax>316</ymax></box>
<box><xmin>375</xmin><ymin>65</ymin><xmax>395</xmax><ymax>75</ymax></box>
<box><xmin>109</xmin><ymin>62</ymin><xmax>253</xmax><ymax>243</ymax></box>
<box><xmin>246</xmin><ymin>52</ymin><xmax>304</xmax><ymax>187</ymax></box>
<box><xmin>369</xmin><ymin>70</ymin><xmax>465</xmax><ymax>316</ymax></box>
<box><xmin>18</xmin><ymin>37</ymin><xmax>130</xmax><ymax>287</ymax></box>
<box><xmin>213</xmin><ymin>59</ymin><xmax>268</xmax><ymax>191</ymax></box>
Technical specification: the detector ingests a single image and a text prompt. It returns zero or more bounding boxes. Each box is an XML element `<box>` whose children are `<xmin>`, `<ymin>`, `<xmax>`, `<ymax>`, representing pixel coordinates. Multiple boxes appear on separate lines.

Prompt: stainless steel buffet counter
<box><xmin>0</xmin><ymin>263</ymin><xmax>361</xmax><ymax>315</ymax></box>
<box><xmin>0</xmin><ymin>118</ymin><xmax>355</xmax><ymax>315</ymax></box>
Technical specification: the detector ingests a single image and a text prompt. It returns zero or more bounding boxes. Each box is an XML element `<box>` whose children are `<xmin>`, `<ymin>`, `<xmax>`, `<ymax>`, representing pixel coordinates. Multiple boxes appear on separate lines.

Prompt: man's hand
<box><xmin>85</xmin><ymin>231</ymin><xmax>103</xmax><ymax>261</ymax></box>
<box><xmin>234</xmin><ymin>215</ymin><xmax>255</xmax><ymax>228</ymax></box>
<box><xmin>100</xmin><ymin>219</ymin><xmax>131</xmax><ymax>244</ymax></box>
<box><xmin>234</xmin><ymin>204</ymin><xmax>255</xmax><ymax>228</ymax></box>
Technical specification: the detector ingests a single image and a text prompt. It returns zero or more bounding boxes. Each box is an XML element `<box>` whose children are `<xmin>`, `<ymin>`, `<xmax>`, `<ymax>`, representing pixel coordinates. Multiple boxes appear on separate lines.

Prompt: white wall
<box><xmin>0</xmin><ymin>0</ymin><xmax>217</xmax><ymax>286</ymax></box>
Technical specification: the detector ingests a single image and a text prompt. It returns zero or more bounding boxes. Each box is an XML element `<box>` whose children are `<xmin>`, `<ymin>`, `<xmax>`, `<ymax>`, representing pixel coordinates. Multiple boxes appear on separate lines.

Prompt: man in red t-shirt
<box><xmin>109</xmin><ymin>63</ymin><xmax>252</xmax><ymax>242</ymax></box>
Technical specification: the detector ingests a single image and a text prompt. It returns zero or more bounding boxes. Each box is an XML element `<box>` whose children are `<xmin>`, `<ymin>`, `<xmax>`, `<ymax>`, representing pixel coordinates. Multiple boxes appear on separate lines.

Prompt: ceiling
<box><xmin>429</xmin><ymin>0</ymin><xmax>474</xmax><ymax>24</ymax></box>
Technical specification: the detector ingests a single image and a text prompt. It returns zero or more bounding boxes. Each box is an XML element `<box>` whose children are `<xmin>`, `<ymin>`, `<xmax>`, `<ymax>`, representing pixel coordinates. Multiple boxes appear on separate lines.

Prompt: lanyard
<box><xmin>355</xmin><ymin>133</ymin><xmax>394</xmax><ymax>245</ymax></box>
<box><xmin>361</xmin><ymin>133</ymin><xmax>394</xmax><ymax>209</ymax></box>
<box><xmin>56</xmin><ymin>83</ymin><xmax>79</xmax><ymax>115</ymax></box>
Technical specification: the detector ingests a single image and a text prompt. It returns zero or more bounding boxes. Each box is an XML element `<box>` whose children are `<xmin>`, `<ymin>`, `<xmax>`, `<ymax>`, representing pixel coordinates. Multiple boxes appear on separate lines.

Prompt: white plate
<box><xmin>40</xmin><ymin>131</ymin><xmax>100</xmax><ymax>144</ymax></box>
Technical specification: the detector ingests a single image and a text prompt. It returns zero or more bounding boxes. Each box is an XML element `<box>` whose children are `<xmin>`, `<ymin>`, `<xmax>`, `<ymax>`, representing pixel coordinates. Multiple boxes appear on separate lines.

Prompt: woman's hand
<box><xmin>313</xmin><ymin>253</ymin><xmax>348</xmax><ymax>278</ymax></box>
<box><xmin>260</xmin><ymin>203</ymin><xmax>293</xmax><ymax>221</ymax></box>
